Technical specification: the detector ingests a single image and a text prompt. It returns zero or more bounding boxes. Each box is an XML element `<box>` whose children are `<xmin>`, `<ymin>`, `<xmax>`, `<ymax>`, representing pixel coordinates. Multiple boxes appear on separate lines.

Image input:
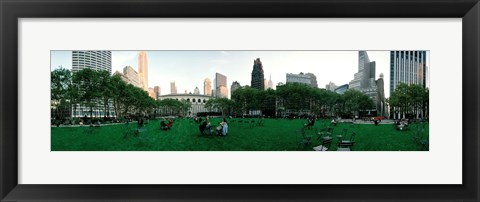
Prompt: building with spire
<box><xmin>267</xmin><ymin>74</ymin><xmax>274</xmax><ymax>89</ymax></box>
<box><xmin>251</xmin><ymin>58</ymin><xmax>265</xmax><ymax>91</ymax></box>
<box><xmin>138</xmin><ymin>51</ymin><xmax>148</xmax><ymax>91</ymax></box>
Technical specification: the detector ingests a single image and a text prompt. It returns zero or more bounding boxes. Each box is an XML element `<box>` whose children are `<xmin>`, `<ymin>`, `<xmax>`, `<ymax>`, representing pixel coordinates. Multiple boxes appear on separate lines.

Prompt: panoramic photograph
<box><xmin>50</xmin><ymin>50</ymin><xmax>429</xmax><ymax>151</ymax></box>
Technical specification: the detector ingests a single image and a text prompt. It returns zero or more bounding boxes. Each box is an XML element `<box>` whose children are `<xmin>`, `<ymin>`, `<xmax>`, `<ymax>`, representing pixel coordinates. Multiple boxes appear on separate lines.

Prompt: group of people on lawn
<box><xmin>160</xmin><ymin>118</ymin><xmax>173</xmax><ymax>130</ymax></box>
<box><xmin>155</xmin><ymin>115</ymin><xmax>228</xmax><ymax>136</ymax></box>
<box><xmin>199</xmin><ymin>116</ymin><xmax>228</xmax><ymax>136</ymax></box>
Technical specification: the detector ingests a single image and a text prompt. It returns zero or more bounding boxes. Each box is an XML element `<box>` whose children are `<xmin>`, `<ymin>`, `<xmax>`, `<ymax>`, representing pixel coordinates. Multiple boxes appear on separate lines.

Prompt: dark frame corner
<box><xmin>1</xmin><ymin>0</ymin><xmax>479</xmax><ymax>201</ymax></box>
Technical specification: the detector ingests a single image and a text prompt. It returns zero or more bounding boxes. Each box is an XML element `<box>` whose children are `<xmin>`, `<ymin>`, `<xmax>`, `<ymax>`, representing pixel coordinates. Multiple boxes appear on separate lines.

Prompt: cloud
<box><xmin>210</xmin><ymin>59</ymin><xmax>231</xmax><ymax>65</ymax></box>
<box><xmin>112</xmin><ymin>51</ymin><xmax>138</xmax><ymax>72</ymax></box>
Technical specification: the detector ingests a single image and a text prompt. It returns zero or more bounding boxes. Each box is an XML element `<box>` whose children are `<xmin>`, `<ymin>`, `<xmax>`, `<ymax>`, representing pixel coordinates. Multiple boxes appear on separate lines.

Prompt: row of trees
<box><xmin>388</xmin><ymin>83</ymin><xmax>429</xmax><ymax>119</ymax></box>
<box><xmin>203</xmin><ymin>83</ymin><xmax>375</xmax><ymax>118</ymax></box>
<box><xmin>51</xmin><ymin>68</ymin><xmax>157</xmax><ymax>120</ymax></box>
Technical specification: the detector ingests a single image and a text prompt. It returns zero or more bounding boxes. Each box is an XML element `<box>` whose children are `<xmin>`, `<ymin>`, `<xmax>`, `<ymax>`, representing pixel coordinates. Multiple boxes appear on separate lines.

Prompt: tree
<box><xmin>205</xmin><ymin>98</ymin><xmax>234</xmax><ymax>117</ymax></box>
<box><xmin>389</xmin><ymin>83</ymin><xmax>428</xmax><ymax>119</ymax></box>
<box><xmin>98</xmin><ymin>70</ymin><xmax>113</xmax><ymax>118</ymax></box>
<box><xmin>51</xmin><ymin>67</ymin><xmax>72</xmax><ymax>120</ymax></box>
<box><xmin>231</xmin><ymin>86</ymin><xmax>260</xmax><ymax>116</ymax></box>
<box><xmin>110</xmin><ymin>74</ymin><xmax>127</xmax><ymax>117</ymax></box>
<box><xmin>72</xmin><ymin>68</ymin><xmax>102</xmax><ymax>118</ymax></box>
<box><xmin>343</xmin><ymin>89</ymin><xmax>374</xmax><ymax>117</ymax></box>
<box><xmin>157</xmin><ymin>98</ymin><xmax>189</xmax><ymax>116</ymax></box>
<box><xmin>276</xmin><ymin>83</ymin><xmax>312</xmax><ymax>116</ymax></box>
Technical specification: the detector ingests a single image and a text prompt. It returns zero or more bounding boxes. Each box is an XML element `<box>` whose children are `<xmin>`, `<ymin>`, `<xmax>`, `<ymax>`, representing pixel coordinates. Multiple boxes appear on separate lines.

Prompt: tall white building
<box><xmin>72</xmin><ymin>51</ymin><xmax>112</xmax><ymax>73</ymax></box>
<box><xmin>71</xmin><ymin>51</ymin><xmax>114</xmax><ymax>118</ymax></box>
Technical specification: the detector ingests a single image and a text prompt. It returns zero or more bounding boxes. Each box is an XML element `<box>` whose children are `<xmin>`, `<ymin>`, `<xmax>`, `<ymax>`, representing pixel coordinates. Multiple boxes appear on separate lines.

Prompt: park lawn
<box><xmin>51</xmin><ymin>118</ymin><xmax>429</xmax><ymax>151</ymax></box>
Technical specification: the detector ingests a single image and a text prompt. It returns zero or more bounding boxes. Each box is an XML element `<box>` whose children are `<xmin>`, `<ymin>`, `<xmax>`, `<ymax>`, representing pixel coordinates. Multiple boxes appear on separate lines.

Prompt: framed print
<box><xmin>1</xmin><ymin>0</ymin><xmax>479</xmax><ymax>201</ymax></box>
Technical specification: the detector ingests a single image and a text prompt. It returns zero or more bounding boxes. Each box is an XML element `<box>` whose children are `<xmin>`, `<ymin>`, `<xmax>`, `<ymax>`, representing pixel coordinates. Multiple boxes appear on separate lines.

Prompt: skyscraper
<box><xmin>264</xmin><ymin>79</ymin><xmax>268</xmax><ymax>91</ymax></box>
<box><xmin>215</xmin><ymin>73</ymin><xmax>228</xmax><ymax>98</ymax></box>
<box><xmin>72</xmin><ymin>51</ymin><xmax>112</xmax><ymax>73</ymax></box>
<box><xmin>170</xmin><ymin>81</ymin><xmax>177</xmax><ymax>94</ymax></box>
<box><xmin>218</xmin><ymin>86</ymin><xmax>228</xmax><ymax>98</ymax></box>
<box><xmin>204</xmin><ymin>78</ymin><xmax>212</xmax><ymax>96</ymax></box>
<box><xmin>348</xmin><ymin>51</ymin><xmax>386</xmax><ymax>116</ymax></box>
<box><xmin>231</xmin><ymin>81</ymin><xmax>241</xmax><ymax>97</ymax></box>
<box><xmin>154</xmin><ymin>86</ymin><xmax>161</xmax><ymax>97</ymax></box>
<box><xmin>390</xmin><ymin>51</ymin><xmax>428</xmax><ymax>93</ymax></box>
<box><xmin>194</xmin><ymin>87</ymin><xmax>200</xmax><ymax>95</ymax></box>
<box><xmin>138</xmin><ymin>51</ymin><xmax>148</xmax><ymax>91</ymax></box>
<box><xmin>251</xmin><ymin>58</ymin><xmax>265</xmax><ymax>91</ymax></box>
<box><xmin>349</xmin><ymin>51</ymin><xmax>376</xmax><ymax>90</ymax></box>
<box><xmin>267</xmin><ymin>74</ymin><xmax>274</xmax><ymax>89</ymax></box>
<box><xmin>71</xmin><ymin>51</ymin><xmax>113</xmax><ymax>118</ymax></box>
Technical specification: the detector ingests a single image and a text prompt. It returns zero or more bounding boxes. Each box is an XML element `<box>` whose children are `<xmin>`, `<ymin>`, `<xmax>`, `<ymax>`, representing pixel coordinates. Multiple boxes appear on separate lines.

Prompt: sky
<box><xmin>51</xmin><ymin>50</ymin><xmax>408</xmax><ymax>98</ymax></box>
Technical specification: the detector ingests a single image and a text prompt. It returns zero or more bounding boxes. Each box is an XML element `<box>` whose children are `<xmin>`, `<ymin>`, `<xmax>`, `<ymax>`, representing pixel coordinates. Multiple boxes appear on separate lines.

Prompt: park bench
<box><xmin>84</xmin><ymin>126</ymin><xmax>97</xmax><ymax>135</ymax></box>
<box><xmin>412</xmin><ymin>124</ymin><xmax>429</xmax><ymax>150</ymax></box>
<box><xmin>296</xmin><ymin>127</ymin><xmax>311</xmax><ymax>149</ymax></box>
<box><xmin>134</xmin><ymin>128</ymin><xmax>147</xmax><ymax>137</ymax></box>
<box><xmin>337</xmin><ymin>132</ymin><xmax>356</xmax><ymax>151</ymax></box>
<box><xmin>256</xmin><ymin>118</ymin><xmax>265</xmax><ymax>127</ymax></box>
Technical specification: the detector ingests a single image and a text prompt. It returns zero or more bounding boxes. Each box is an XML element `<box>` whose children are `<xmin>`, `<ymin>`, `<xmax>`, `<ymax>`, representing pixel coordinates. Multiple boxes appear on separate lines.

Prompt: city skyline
<box><xmin>51</xmin><ymin>50</ymin><xmax>429</xmax><ymax>98</ymax></box>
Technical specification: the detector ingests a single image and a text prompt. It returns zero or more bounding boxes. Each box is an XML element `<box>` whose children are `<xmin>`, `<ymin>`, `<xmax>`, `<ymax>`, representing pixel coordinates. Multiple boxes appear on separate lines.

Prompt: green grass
<box><xmin>51</xmin><ymin>118</ymin><xmax>429</xmax><ymax>151</ymax></box>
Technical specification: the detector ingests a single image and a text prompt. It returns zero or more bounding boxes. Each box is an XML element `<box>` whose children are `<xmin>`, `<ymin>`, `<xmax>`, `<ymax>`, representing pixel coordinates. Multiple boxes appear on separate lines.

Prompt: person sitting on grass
<box><xmin>331</xmin><ymin>118</ymin><xmax>337</xmax><ymax>126</ymax></box>
<box><xmin>199</xmin><ymin>120</ymin><xmax>212</xmax><ymax>135</ymax></box>
<box><xmin>304</xmin><ymin>113</ymin><xmax>315</xmax><ymax>129</ymax></box>
<box><xmin>160</xmin><ymin>118</ymin><xmax>169</xmax><ymax>130</ymax></box>
<box><xmin>216</xmin><ymin>118</ymin><xmax>228</xmax><ymax>136</ymax></box>
<box><xmin>220</xmin><ymin>118</ymin><xmax>228</xmax><ymax>136</ymax></box>
<box><xmin>167</xmin><ymin>118</ymin><xmax>173</xmax><ymax>129</ymax></box>
<box><xmin>137</xmin><ymin>116</ymin><xmax>144</xmax><ymax>128</ymax></box>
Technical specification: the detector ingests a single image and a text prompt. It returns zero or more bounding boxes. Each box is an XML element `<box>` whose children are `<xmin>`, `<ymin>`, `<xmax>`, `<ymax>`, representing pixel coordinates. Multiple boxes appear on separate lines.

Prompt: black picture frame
<box><xmin>1</xmin><ymin>0</ymin><xmax>478</xmax><ymax>201</ymax></box>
